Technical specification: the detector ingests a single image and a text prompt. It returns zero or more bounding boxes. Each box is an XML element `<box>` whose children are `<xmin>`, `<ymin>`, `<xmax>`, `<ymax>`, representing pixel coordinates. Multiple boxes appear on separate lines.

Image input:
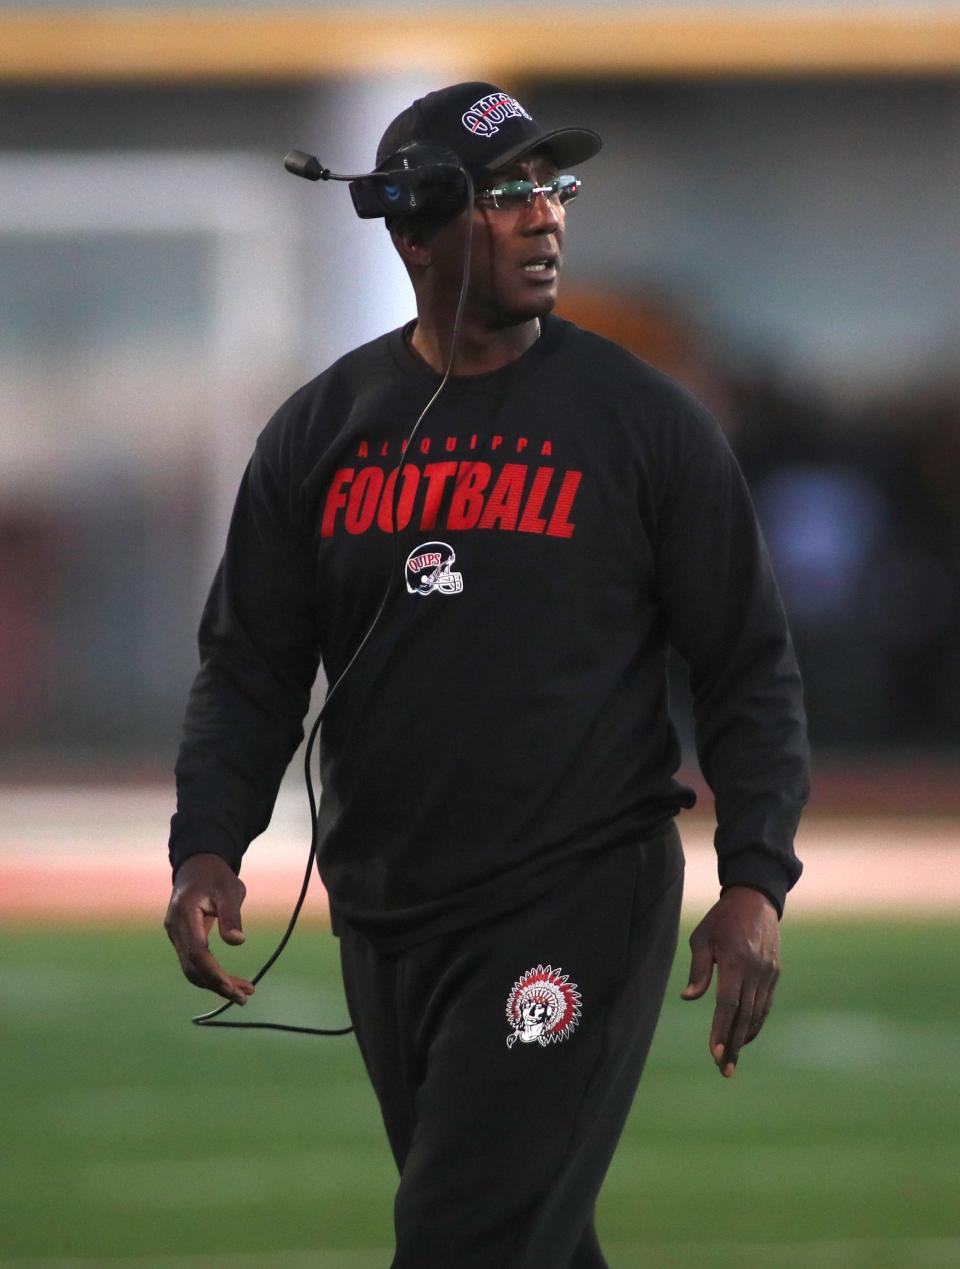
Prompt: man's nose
<box><xmin>523</xmin><ymin>190</ymin><xmax>562</xmax><ymax>232</ymax></box>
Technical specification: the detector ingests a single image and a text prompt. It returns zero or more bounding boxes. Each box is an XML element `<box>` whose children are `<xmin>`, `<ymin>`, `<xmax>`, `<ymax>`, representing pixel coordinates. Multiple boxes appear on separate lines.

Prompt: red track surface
<box><xmin>2</xmin><ymin>786</ymin><xmax>958</xmax><ymax>920</ymax></box>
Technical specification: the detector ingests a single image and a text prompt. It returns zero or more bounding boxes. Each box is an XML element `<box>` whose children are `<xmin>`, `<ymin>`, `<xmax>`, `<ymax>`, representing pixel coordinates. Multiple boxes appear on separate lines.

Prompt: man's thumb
<box><xmin>216</xmin><ymin>892</ymin><xmax>246</xmax><ymax>945</ymax></box>
<box><xmin>680</xmin><ymin>942</ymin><xmax>713</xmax><ymax>1000</ymax></box>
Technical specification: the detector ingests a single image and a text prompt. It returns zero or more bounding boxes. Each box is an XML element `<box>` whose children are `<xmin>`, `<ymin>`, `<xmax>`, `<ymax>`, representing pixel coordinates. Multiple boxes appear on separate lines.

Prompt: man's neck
<box><xmin>408</xmin><ymin>315</ymin><xmax>541</xmax><ymax>376</ymax></box>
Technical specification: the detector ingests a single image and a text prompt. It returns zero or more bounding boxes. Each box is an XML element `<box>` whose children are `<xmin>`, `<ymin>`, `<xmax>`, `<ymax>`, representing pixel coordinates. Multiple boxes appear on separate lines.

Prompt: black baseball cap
<box><xmin>376</xmin><ymin>81</ymin><xmax>602</xmax><ymax>179</ymax></box>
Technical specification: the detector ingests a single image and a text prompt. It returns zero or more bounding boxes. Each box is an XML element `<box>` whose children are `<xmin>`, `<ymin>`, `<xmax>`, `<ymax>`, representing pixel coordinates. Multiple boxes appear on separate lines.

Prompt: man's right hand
<box><xmin>164</xmin><ymin>853</ymin><xmax>255</xmax><ymax>1005</ymax></box>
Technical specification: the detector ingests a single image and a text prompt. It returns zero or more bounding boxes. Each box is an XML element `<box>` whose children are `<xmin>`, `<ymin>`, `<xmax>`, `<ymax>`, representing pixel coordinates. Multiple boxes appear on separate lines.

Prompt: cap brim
<box><xmin>477</xmin><ymin>126</ymin><xmax>602</xmax><ymax>175</ymax></box>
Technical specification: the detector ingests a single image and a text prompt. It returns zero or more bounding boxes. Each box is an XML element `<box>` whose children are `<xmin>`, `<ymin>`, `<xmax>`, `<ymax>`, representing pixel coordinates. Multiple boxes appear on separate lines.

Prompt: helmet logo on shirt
<box><xmin>405</xmin><ymin>541</ymin><xmax>463</xmax><ymax>596</ymax></box>
<box><xmin>506</xmin><ymin>965</ymin><xmax>581</xmax><ymax>1048</ymax></box>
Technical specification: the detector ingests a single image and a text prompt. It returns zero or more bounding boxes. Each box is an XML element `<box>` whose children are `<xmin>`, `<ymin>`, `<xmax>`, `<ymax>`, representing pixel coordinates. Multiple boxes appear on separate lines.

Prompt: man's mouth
<box><xmin>522</xmin><ymin>256</ymin><xmax>559</xmax><ymax>276</ymax></box>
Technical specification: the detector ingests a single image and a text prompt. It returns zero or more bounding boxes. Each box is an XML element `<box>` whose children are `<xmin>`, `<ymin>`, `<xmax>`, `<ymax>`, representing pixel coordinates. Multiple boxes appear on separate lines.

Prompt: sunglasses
<box><xmin>474</xmin><ymin>174</ymin><xmax>581</xmax><ymax>211</ymax></box>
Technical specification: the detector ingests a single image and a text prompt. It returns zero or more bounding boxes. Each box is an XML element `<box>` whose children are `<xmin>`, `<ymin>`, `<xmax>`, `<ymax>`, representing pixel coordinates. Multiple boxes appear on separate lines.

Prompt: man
<box><xmin>166</xmin><ymin>82</ymin><xmax>808</xmax><ymax>1267</ymax></box>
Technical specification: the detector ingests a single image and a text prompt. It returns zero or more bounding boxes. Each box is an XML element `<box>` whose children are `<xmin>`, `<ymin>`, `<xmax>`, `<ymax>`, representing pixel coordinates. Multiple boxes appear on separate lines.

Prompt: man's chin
<box><xmin>521</xmin><ymin>284</ymin><xmax>559</xmax><ymax>319</ymax></box>
<box><xmin>492</xmin><ymin>291</ymin><xmax>558</xmax><ymax>329</ymax></box>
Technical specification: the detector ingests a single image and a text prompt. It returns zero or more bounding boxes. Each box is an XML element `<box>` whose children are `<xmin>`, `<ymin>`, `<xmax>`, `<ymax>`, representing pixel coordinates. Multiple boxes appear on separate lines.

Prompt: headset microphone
<box><xmin>283</xmin><ymin>150</ymin><xmax>328</xmax><ymax>181</ymax></box>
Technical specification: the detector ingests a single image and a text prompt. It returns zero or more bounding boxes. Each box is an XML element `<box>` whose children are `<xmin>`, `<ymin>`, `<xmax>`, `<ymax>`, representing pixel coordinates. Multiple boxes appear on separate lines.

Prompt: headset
<box><xmin>190</xmin><ymin>140</ymin><xmax>475</xmax><ymax>1037</ymax></box>
<box><xmin>284</xmin><ymin>140</ymin><xmax>468</xmax><ymax>220</ymax></box>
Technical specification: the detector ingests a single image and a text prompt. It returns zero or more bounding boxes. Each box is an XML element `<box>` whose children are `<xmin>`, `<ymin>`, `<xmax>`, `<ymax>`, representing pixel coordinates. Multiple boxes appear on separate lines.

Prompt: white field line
<box><xmin>1</xmin><ymin>786</ymin><xmax>958</xmax><ymax>919</ymax></box>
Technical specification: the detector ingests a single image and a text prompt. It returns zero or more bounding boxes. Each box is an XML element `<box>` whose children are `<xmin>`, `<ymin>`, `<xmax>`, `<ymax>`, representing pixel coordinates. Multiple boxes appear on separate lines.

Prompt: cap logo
<box><xmin>461</xmin><ymin>92</ymin><xmax>532</xmax><ymax>139</ymax></box>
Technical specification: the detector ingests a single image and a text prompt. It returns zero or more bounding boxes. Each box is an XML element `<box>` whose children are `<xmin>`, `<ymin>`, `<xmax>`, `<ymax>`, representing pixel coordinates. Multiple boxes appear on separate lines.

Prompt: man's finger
<box><xmin>178</xmin><ymin>942</ymin><xmax>230</xmax><ymax>992</ymax></box>
<box><xmin>719</xmin><ymin>984</ymin><xmax>758</xmax><ymax>1077</ymax></box>
<box><xmin>709</xmin><ymin>962</ymin><xmax>745</xmax><ymax>1060</ymax></box>
<box><xmin>222</xmin><ymin>972</ymin><xmax>256</xmax><ymax>1003</ymax></box>
<box><xmin>744</xmin><ymin>987</ymin><xmax>771</xmax><ymax>1045</ymax></box>
<box><xmin>179</xmin><ymin>944</ymin><xmax>252</xmax><ymax>1004</ymax></box>
<box><xmin>680</xmin><ymin>934</ymin><xmax>715</xmax><ymax>1001</ymax></box>
<box><xmin>745</xmin><ymin>966</ymin><xmax>780</xmax><ymax>1044</ymax></box>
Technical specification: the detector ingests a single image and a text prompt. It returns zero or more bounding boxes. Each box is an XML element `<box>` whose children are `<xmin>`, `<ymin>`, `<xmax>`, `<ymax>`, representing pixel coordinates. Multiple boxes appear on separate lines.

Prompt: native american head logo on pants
<box><xmin>506</xmin><ymin>965</ymin><xmax>582</xmax><ymax>1048</ymax></box>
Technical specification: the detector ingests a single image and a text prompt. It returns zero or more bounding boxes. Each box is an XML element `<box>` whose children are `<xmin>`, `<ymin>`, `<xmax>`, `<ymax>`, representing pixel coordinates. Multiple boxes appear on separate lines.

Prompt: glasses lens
<box><xmin>477</xmin><ymin>175</ymin><xmax>580</xmax><ymax>209</ymax></box>
<box><xmin>493</xmin><ymin>179</ymin><xmax>536</xmax><ymax>208</ymax></box>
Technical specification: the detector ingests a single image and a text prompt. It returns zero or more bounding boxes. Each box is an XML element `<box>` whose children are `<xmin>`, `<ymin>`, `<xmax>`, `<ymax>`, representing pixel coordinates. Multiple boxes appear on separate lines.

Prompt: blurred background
<box><xmin>1</xmin><ymin>2</ymin><xmax>959</xmax><ymax>1267</ymax></box>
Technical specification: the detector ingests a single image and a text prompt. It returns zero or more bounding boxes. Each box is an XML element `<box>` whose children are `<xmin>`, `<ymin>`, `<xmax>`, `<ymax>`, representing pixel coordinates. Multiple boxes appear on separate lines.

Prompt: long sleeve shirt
<box><xmin>169</xmin><ymin>314</ymin><xmax>809</xmax><ymax>947</ymax></box>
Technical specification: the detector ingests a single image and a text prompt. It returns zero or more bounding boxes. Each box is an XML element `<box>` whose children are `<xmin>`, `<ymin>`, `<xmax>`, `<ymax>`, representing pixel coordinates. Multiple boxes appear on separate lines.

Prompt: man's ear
<box><xmin>390</xmin><ymin>224</ymin><xmax>433</xmax><ymax>270</ymax></box>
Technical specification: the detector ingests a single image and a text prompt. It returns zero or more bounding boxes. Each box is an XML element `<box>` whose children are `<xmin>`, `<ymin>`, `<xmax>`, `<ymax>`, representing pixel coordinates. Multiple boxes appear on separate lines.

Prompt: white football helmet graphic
<box><xmin>405</xmin><ymin>541</ymin><xmax>464</xmax><ymax>596</ymax></box>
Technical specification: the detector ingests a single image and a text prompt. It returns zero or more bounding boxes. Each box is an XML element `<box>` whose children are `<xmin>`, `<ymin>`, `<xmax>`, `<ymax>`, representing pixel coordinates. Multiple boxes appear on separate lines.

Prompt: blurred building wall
<box><xmin>533</xmin><ymin>78</ymin><xmax>960</xmax><ymax>401</ymax></box>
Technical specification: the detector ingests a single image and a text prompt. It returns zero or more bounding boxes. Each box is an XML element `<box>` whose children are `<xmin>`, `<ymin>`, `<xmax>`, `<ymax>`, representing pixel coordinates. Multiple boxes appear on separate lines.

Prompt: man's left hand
<box><xmin>680</xmin><ymin>886</ymin><xmax>781</xmax><ymax>1077</ymax></box>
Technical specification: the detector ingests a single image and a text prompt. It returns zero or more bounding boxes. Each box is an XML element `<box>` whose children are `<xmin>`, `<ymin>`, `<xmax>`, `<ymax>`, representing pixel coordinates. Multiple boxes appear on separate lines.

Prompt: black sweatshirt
<box><xmin>169</xmin><ymin>314</ymin><xmax>808</xmax><ymax>946</ymax></box>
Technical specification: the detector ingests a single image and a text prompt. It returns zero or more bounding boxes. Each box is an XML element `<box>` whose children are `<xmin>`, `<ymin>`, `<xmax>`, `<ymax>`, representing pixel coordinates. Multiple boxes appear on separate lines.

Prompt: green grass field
<box><xmin>1</xmin><ymin>918</ymin><xmax>958</xmax><ymax>1268</ymax></box>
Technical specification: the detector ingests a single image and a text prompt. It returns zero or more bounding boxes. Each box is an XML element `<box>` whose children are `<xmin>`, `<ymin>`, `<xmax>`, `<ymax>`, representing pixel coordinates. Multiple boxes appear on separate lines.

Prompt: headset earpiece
<box><xmin>349</xmin><ymin>141</ymin><xmax>467</xmax><ymax>220</ymax></box>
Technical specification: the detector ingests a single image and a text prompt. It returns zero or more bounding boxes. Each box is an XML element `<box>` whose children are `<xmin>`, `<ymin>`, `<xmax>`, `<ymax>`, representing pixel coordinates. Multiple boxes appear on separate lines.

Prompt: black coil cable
<box><xmin>192</xmin><ymin>170</ymin><xmax>476</xmax><ymax>1035</ymax></box>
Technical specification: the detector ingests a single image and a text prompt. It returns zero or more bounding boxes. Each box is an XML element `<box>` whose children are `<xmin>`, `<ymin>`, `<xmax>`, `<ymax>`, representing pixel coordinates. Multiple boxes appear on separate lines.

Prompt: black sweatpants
<box><xmin>339</xmin><ymin>823</ymin><xmax>685</xmax><ymax>1268</ymax></box>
